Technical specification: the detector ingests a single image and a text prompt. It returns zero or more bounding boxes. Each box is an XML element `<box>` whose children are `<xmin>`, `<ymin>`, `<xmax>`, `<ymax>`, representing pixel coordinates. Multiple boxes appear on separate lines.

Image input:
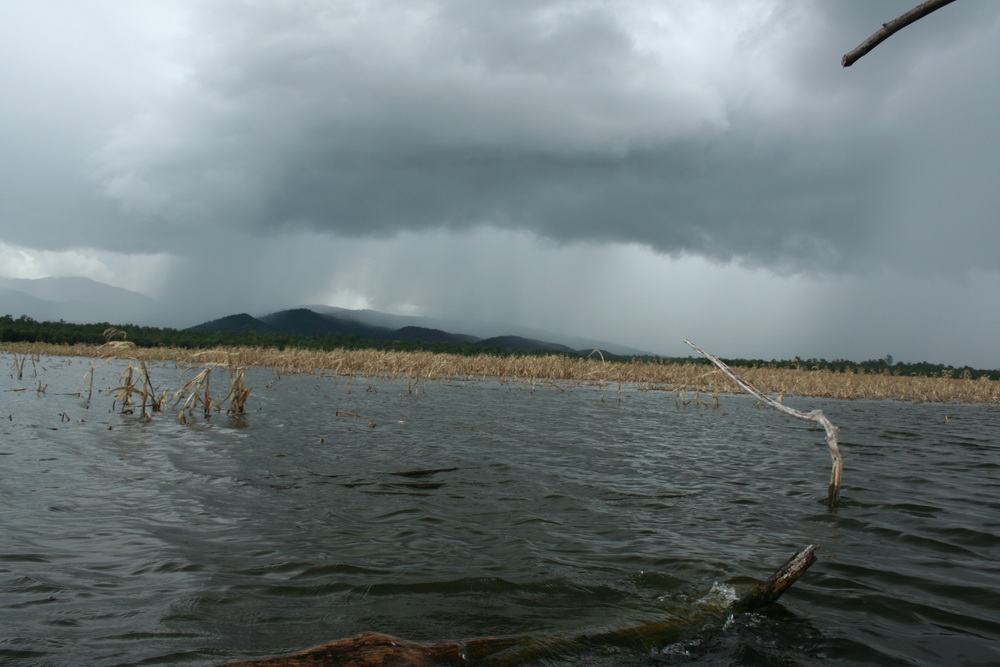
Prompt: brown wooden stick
<box><xmin>684</xmin><ymin>339</ymin><xmax>843</xmax><ymax>509</ymax></box>
<box><xmin>731</xmin><ymin>545</ymin><xmax>819</xmax><ymax>613</ymax></box>
<box><xmin>842</xmin><ymin>0</ymin><xmax>960</xmax><ymax>67</ymax></box>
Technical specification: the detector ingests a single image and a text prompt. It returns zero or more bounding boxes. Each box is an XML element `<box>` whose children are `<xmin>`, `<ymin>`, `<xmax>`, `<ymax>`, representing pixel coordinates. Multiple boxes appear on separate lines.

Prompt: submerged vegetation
<box><xmin>44</xmin><ymin>328</ymin><xmax>254</xmax><ymax>424</ymax></box>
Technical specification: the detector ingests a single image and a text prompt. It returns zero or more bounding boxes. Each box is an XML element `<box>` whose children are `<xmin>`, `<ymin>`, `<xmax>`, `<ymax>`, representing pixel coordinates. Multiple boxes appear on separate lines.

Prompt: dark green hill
<box><xmin>390</xmin><ymin>326</ymin><xmax>479</xmax><ymax>345</ymax></box>
<box><xmin>190</xmin><ymin>313</ymin><xmax>272</xmax><ymax>333</ymax></box>
<box><xmin>258</xmin><ymin>308</ymin><xmax>392</xmax><ymax>339</ymax></box>
<box><xmin>190</xmin><ymin>309</ymin><xmax>579</xmax><ymax>354</ymax></box>
<box><xmin>476</xmin><ymin>335</ymin><xmax>577</xmax><ymax>354</ymax></box>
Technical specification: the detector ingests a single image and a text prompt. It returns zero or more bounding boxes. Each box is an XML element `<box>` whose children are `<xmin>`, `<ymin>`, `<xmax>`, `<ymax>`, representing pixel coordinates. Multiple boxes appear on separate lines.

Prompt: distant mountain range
<box><xmin>0</xmin><ymin>276</ymin><xmax>653</xmax><ymax>356</ymax></box>
<box><xmin>191</xmin><ymin>308</ymin><xmax>603</xmax><ymax>355</ymax></box>
<box><xmin>295</xmin><ymin>304</ymin><xmax>650</xmax><ymax>355</ymax></box>
<box><xmin>0</xmin><ymin>276</ymin><xmax>158</xmax><ymax>325</ymax></box>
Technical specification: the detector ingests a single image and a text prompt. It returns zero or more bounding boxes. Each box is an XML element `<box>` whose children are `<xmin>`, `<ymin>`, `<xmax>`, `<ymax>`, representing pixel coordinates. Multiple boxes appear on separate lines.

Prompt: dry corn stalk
<box><xmin>224</xmin><ymin>365</ymin><xmax>252</xmax><ymax>416</ymax></box>
<box><xmin>171</xmin><ymin>366</ymin><xmax>216</xmax><ymax>423</ymax></box>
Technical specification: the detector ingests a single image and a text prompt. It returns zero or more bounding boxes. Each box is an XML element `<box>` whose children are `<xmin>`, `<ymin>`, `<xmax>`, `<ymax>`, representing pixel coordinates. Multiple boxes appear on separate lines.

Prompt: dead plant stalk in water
<box><xmin>225</xmin><ymin>365</ymin><xmax>252</xmax><ymax>416</ymax></box>
<box><xmin>172</xmin><ymin>366</ymin><xmax>216</xmax><ymax>423</ymax></box>
<box><xmin>90</xmin><ymin>329</ymin><xmax>167</xmax><ymax>418</ymax></box>
<box><xmin>172</xmin><ymin>357</ymin><xmax>253</xmax><ymax>422</ymax></box>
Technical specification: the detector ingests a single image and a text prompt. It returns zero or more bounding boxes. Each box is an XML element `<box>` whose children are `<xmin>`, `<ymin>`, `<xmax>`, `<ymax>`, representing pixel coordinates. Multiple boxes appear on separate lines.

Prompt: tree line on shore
<box><xmin>2</xmin><ymin>313</ymin><xmax>996</xmax><ymax>380</ymax></box>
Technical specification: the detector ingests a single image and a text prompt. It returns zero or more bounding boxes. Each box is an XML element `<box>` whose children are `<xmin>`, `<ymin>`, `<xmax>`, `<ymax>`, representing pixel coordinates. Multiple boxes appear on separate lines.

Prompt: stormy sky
<box><xmin>1</xmin><ymin>1</ymin><xmax>998</xmax><ymax>367</ymax></box>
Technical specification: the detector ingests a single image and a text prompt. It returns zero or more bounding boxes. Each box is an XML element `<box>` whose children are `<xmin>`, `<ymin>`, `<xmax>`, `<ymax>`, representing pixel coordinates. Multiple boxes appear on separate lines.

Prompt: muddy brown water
<box><xmin>1</xmin><ymin>357</ymin><xmax>998</xmax><ymax>665</ymax></box>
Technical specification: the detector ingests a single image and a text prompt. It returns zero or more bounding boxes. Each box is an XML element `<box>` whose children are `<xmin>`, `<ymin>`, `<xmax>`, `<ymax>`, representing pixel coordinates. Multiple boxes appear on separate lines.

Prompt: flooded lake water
<box><xmin>1</xmin><ymin>355</ymin><xmax>998</xmax><ymax>665</ymax></box>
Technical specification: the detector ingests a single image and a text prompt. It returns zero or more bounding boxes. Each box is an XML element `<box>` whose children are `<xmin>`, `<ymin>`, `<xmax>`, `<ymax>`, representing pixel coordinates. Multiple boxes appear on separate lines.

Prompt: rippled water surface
<box><xmin>1</xmin><ymin>356</ymin><xmax>998</xmax><ymax>666</ymax></box>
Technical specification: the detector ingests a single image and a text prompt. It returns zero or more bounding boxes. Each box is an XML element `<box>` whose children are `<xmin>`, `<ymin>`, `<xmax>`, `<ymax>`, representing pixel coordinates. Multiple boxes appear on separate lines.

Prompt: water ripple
<box><xmin>0</xmin><ymin>364</ymin><xmax>998</xmax><ymax>665</ymax></box>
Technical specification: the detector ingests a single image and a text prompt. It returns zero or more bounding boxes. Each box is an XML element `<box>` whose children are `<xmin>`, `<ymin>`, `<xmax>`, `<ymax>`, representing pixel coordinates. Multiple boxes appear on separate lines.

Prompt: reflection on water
<box><xmin>1</xmin><ymin>357</ymin><xmax>998</xmax><ymax>665</ymax></box>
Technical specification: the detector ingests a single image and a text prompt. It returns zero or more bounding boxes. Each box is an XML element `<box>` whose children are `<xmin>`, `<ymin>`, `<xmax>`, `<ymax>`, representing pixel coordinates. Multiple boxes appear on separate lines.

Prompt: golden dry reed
<box><xmin>21</xmin><ymin>331</ymin><xmax>253</xmax><ymax>423</ymax></box>
<box><xmin>2</xmin><ymin>341</ymin><xmax>998</xmax><ymax>404</ymax></box>
<box><xmin>85</xmin><ymin>329</ymin><xmax>167</xmax><ymax>419</ymax></box>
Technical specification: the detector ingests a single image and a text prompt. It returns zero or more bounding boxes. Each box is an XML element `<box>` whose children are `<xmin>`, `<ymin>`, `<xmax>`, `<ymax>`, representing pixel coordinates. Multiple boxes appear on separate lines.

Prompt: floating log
<box><xmin>210</xmin><ymin>546</ymin><xmax>819</xmax><ymax>666</ymax></box>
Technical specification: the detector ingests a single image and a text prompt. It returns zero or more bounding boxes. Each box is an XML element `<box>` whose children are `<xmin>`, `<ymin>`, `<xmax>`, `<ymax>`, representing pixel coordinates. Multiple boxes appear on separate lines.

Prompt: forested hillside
<box><xmin>2</xmin><ymin>314</ymin><xmax>996</xmax><ymax>379</ymax></box>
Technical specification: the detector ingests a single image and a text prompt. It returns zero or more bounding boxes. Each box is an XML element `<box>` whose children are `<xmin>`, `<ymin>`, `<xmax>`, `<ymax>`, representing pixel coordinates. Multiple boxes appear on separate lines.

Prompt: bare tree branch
<box><xmin>684</xmin><ymin>339</ymin><xmax>843</xmax><ymax>509</ymax></box>
<box><xmin>842</xmin><ymin>0</ymin><xmax>960</xmax><ymax>67</ymax></box>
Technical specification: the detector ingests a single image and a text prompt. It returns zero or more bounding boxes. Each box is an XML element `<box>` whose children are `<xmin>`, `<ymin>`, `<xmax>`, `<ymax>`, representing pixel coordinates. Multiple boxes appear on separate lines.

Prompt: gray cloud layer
<box><xmin>6</xmin><ymin>0</ymin><xmax>984</xmax><ymax>274</ymax></box>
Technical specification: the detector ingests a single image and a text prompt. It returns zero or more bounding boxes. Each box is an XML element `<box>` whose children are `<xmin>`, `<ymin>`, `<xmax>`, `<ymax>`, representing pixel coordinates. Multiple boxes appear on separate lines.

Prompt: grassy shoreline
<box><xmin>3</xmin><ymin>342</ymin><xmax>998</xmax><ymax>404</ymax></box>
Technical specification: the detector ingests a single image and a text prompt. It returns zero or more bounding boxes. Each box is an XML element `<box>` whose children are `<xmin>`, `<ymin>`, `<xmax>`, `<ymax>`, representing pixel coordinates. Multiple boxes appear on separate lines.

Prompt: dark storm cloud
<box><xmin>0</xmin><ymin>1</ymin><xmax>990</xmax><ymax>276</ymax></box>
<box><xmin>91</xmin><ymin>0</ymin><xmax>1000</xmax><ymax>273</ymax></box>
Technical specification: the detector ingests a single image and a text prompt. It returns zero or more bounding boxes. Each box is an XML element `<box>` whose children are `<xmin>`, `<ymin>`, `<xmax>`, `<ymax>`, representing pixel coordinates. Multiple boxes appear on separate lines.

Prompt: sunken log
<box><xmin>212</xmin><ymin>631</ymin><xmax>517</xmax><ymax>666</ymax></box>
<box><xmin>210</xmin><ymin>546</ymin><xmax>819</xmax><ymax>666</ymax></box>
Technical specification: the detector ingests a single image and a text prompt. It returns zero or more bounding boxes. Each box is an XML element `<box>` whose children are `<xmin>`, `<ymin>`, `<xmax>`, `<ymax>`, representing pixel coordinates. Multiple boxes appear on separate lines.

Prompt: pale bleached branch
<box><xmin>684</xmin><ymin>339</ymin><xmax>843</xmax><ymax>509</ymax></box>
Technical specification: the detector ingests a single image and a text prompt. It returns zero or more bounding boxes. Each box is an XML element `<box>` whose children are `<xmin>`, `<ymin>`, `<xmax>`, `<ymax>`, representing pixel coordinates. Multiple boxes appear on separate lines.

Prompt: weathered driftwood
<box><xmin>684</xmin><ymin>339</ymin><xmax>843</xmax><ymax>509</ymax></box>
<box><xmin>842</xmin><ymin>0</ymin><xmax>959</xmax><ymax>67</ymax></box>
<box><xmin>210</xmin><ymin>545</ymin><xmax>819</xmax><ymax>666</ymax></box>
<box><xmin>731</xmin><ymin>544</ymin><xmax>819</xmax><ymax>613</ymax></box>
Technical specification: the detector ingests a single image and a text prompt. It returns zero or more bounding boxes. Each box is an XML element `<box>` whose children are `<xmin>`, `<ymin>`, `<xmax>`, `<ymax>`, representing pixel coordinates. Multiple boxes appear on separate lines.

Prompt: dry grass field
<box><xmin>3</xmin><ymin>342</ymin><xmax>997</xmax><ymax>404</ymax></box>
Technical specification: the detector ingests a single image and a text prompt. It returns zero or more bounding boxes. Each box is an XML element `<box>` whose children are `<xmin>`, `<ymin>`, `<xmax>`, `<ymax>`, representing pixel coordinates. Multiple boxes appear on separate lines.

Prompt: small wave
<box><xmin>697</xmin><ymin>582</ymin><xmax>737</xmax><ymax>608</ymax></box>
